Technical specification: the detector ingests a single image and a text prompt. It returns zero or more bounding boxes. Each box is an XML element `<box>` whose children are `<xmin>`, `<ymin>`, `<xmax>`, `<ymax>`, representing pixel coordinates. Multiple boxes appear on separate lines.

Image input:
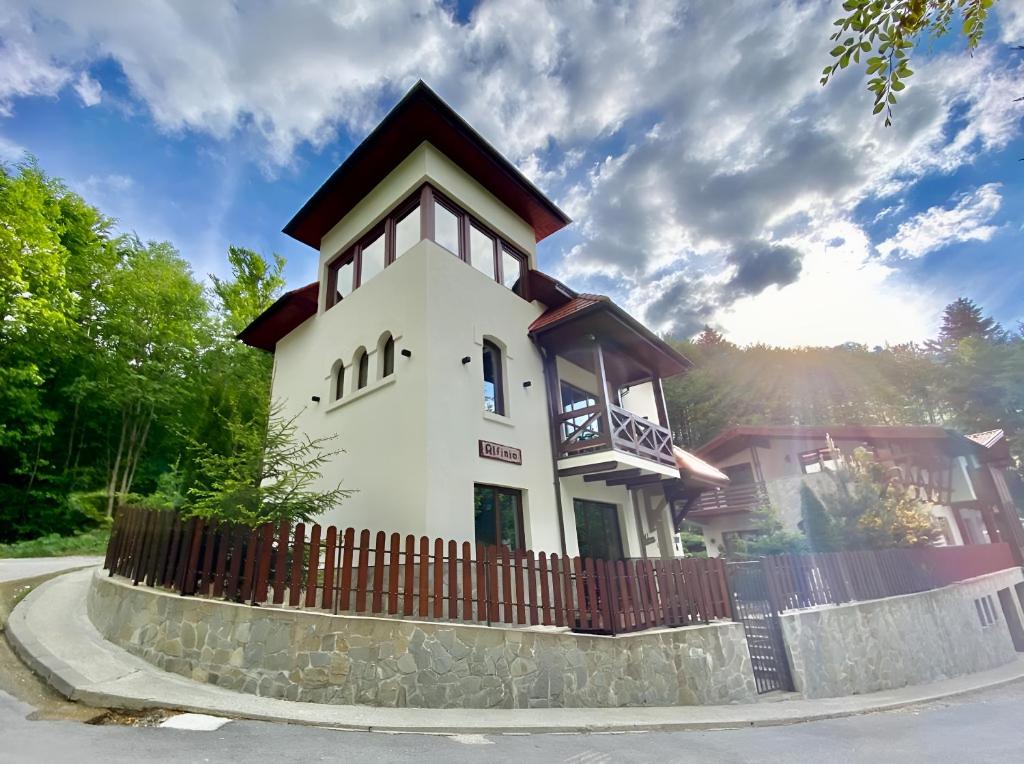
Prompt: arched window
<box><xmin>482</xmin><ymin>339</ymin><xmax>504</xmax><ymax>415</ymax></box>
<box><xmin>334</xmin><ymin>362</ymin><xmax>345</xmax><ymax>401</ymax></box>
<box><xmin>377</xmin><ymin>333</ymin><xmax>395</xmax><ymax>378</ymax></box>
<box><xmin>356</xmin><ymin>349</ymin><xmax>369</xmax><ymax>390</ymax></box>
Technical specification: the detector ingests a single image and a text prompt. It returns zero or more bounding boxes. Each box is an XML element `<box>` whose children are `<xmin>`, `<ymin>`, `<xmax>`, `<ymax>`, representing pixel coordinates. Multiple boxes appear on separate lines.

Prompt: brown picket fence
<box><xmin>104</xmin><ymin>506</ymin><xmax>732</xmax><ymax>635</ymax></box>
<box><xmin>760</xmin><ymin>543</ymin><xmax>1018</xmax><ymax>613</ymax></box>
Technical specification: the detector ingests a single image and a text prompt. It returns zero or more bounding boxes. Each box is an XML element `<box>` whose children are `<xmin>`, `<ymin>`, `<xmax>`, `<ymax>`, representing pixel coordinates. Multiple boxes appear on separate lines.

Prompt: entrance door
<box><xmin>573</xmin><ymin>499</ymin><xmax>625</xmax><ymax>560</ymax></box>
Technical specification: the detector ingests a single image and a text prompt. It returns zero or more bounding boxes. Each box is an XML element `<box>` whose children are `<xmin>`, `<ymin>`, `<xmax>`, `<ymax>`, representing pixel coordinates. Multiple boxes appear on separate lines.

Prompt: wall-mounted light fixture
<box><xmin>311</xmin><ymin>395</ymin><xmax>321</xmax><ymax>403</ymax></box>
<box><xmin>522</xmin><ymin>381</ymin><xmax>532</xmax><ymax>388</ymax></box>
<box><xmin>461</xmin><ymin>356</ymin><xmax>472</xmax><ymax>365</ymax></box>
<box><xmin>401</xmin><ymin>348</ymin><xmax>413</xmax><ymax>358</ymax></box>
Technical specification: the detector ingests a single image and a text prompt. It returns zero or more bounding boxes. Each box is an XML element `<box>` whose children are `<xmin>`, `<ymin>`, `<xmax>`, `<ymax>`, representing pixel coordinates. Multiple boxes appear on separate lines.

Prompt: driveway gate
<box><xmin>727</xmin><ymin>560</ymin><xmax>793</xmax><ymax>694</ymax></box>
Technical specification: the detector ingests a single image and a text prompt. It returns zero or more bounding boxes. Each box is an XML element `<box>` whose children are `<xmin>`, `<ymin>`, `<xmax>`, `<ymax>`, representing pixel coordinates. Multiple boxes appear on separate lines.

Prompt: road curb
<box><xmin>9</xmin><ymin>568</ymin><xmax>1024</xmax><ymax>734</ymax></box>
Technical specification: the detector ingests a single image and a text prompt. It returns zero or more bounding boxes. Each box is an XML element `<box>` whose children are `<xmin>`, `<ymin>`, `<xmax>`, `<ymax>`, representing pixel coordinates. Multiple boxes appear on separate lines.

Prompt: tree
<box><xmin>695</xmin><ymin>324</ymin><xmax>734</xmax><ymax>350</ymax></box>
<box><xmin>818</xmin><ymin>448</ymin><xmax>943</xmax><ymax>549</ymax></box>
<box><xmin>927</xmin><ymin>296</ymin><xmax>1003</xmax><ymax>350</ymax></box>
<box><xmin>800</xmin><ymin>483</ymin><xmax>837</xmax><ymax>552</ymax></box>
<box><xmin>822</xmin><ymin>0</ymin><xmax>999</xmax><ymax>126</ymax></box>
<box><xmin>185</xmin><ymin>403</ymin><xmax>353</xmax><ymax>527</ymax></box>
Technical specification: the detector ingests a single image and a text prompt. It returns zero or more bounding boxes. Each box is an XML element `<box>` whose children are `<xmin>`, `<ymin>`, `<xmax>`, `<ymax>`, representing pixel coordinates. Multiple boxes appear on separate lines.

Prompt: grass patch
<box><xmin>0</xmin><ymin>527</ymin><xmax>111</xmax><ymax>558</ymax></box>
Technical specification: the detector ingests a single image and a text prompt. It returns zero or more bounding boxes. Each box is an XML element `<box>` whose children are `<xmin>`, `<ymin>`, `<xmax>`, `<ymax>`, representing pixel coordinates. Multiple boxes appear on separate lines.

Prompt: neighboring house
<box><xmin>239</xmin><ymin>82</ymin><xmax>723</xmax><ymax>561</ymax></box>
<box><xmin>685</xmin><ymin>424</ymin><xmax>1024</xmax><ymax>562</ymax></box>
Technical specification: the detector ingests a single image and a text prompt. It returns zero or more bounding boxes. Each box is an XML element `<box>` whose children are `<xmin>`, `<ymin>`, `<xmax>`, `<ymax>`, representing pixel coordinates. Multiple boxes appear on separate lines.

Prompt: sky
<box><xmin>1</xmin><ymin>0</ymin><xmax>1022</xmax><ymax>348</ymax></box>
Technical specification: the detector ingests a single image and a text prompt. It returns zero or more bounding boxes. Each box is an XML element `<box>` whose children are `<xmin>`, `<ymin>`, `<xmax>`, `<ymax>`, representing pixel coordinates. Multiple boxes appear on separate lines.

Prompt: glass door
<box><xmin>573</xmin><ymin>499</ymin><xmax>625</xmax><ymax>560</ymax></box>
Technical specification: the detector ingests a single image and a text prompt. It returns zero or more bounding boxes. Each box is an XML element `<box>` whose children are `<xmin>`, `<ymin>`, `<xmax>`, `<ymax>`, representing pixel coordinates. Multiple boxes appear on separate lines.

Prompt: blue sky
<box><xmin>1</xmin><ymin>1</ymin><xmax>1022</xmax><ymax>347</ymax></box>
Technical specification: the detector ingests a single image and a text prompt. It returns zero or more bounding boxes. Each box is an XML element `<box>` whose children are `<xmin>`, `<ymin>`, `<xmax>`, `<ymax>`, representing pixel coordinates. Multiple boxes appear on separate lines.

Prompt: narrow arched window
<box><xmin>334</xmin><ymin>363</ymin><xmax>345</xmax><ymax>401</ymax></box>
<box><xmin>357</xmin><ymin>350</ymin><xmax>369</xmax><ymax>390</ymax></box>
<box><xmin>482</xmin><ymin>340</ymin><xmax>504</xmax><ymax>415</ymax></box>
<box><xmin>382</xmin><ymin>335</ymin><xmax>395</xmax><ymax>377</ymax></box>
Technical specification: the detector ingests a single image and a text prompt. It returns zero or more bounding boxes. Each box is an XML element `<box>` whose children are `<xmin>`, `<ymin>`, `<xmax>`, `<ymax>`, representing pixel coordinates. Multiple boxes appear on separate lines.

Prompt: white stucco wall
<box><xmin>270</xmin><ymin>141</ymin><xmax>668</xmax><ymax>558</ymax></box>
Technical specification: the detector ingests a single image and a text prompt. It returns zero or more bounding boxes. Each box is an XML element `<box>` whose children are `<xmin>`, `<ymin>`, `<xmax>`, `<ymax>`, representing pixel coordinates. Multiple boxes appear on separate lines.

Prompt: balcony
<box><xmin>687</xmin><ymin>482</ymin><xmax>767</xmax><ymax>518</ymax></box>
<box><xmin>555</xmin><ymin>401</ymin><xmax>675</xmax><ymax>468</ymax></box>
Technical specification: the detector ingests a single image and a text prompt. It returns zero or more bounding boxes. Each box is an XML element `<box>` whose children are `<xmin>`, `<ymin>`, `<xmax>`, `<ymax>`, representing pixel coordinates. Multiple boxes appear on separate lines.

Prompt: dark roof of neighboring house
<box><xmin>283</xmin><ymin>81</ymin><xmax>571</xmax><ymax>249</ymax></box>
<box><xmin>236</xmin><ymin>281</ymin><xmax>318</xmax><ymax>352</ymax></box>
<box><xmin>695</xmin><ymin>424</ymin><xmax>993</xmax><ymax>462</ymax></box>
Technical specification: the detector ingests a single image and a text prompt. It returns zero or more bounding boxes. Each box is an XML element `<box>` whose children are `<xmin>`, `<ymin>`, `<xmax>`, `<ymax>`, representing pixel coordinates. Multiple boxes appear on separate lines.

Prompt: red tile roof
<box><xmin>528</xmin><ymin>293</ymin><xmax>606</xmax><ymax>333</ymax></box>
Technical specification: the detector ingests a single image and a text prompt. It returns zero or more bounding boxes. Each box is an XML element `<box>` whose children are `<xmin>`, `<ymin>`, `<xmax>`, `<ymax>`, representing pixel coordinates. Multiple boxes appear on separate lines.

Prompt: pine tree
<box><xmin>695</xmin><ymin>324</ymin><xmax>733</xmax><ymax>350</ymax></box>
<box><xmin>800</xmin><ymin>483</ymin><xmax>836</xmax><ymax>552</ymax></box>
<box><xmin>928</xmin><ymin>297</ymin><xmax>1001</xmax><ymax>350</ymax></box>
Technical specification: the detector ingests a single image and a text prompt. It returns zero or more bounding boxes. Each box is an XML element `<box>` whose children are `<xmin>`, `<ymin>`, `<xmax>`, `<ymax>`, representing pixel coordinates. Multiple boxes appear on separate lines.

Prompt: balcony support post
<box><xmin>592</xmin><ymin>340</ymin><xmax>612</xmax><ymax>418</ymax></box>
<box><xmin>651</xmin><ymin>372</ymin><xmax>669</xmax><ymax>429</ymax></box>
<box><xmin>541</xmin><ymin>348</ymin><xmax>568</xmax><ymax>556</ymax></box>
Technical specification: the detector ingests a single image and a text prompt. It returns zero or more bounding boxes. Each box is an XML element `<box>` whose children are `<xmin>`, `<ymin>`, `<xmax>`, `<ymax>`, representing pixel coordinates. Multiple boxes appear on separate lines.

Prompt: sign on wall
<box><xmin>478</xmin><ymin>440</ymin><xmax>522</xmax><ymax>465</ymax></box>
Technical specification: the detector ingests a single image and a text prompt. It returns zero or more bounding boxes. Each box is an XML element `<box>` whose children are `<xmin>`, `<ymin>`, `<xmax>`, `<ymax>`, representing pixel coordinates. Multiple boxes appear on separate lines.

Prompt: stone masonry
<box><xmin>781</xmin><ymin>567</ymin><xmax>1024</xmax><ymax>699</ymax></box>
<box><xmin>87</xmin><ymin>570</ymin><xmax>757</xmax><ymax>709</ymax></box>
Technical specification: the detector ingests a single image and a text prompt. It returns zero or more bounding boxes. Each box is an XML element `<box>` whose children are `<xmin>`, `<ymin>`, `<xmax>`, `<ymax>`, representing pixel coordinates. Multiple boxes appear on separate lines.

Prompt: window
<box><xmin>382</xmin><ymin>335</ymin><xmax>395</xmax><ymax>377</ymax></box>
<box><xmin>334</xmin><ymin>363</ymin><xmax>345</xmax><ymax>401</ymax></box>
<box><xmin>501</xmin><ymin>247</ymin><xmax>523</xmax><ymax>291</ymax></box>
<box><xmin>327</xmin><ymin>255</ymin><xmax>354</xmax><ymax>306</ymax></box>
<box><xmin>722</xmin><ymin>463</ymin><xmax>755</xmax><ymax>485</ymax></box>
<box><xmin>394</xmin><ymin>204</ymin><xmax>420</xmax><ymax>260</ymax></box>
<box><xmin>482</xmin><ymin>340</ymin><xmax>505</xmax><ymax>415</ymax></box>
<box><xmin>474</xmin><ymin>484</ymin><xmax>524</xmax><ymax>550</ymax></box>
<box><xmin>359</xmin><ymin>228</ymin><xmax>386</xmax><ymax>285</ymax></box>
<box><xmin>469</xmin><ymin>223</ymin><xmax>496</xmax><ymax>280</ymax></box>
<box><xmin>560</xmin><ymin>382</ymin><xmax>600</xmax><ymax>441</ymax></box>
<box><xmin>434</xmin><ymin>200</ymin><xmax>460</xmax><ymax>255</ymax></box>
<box><xmin>355</xmin><ymin>349</ymin><xmax>369</xmax><ymax>390</ymax></box>
<box><xmin>323</xmin><ymin>183</ymin><xmax>531</xmax><ymax>308</ymax></box>
<box><xmin>976</xmin><ymin>596</ymin><xmax>999</xmax><ymax>628</ymax></box>
<box><xmin>800</xmin><ymin>448</ymin><xmax>839</xmax><ymax>474</ymax></box>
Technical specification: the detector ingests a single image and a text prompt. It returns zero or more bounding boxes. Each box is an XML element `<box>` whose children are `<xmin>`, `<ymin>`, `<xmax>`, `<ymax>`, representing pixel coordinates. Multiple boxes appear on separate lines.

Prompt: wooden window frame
<box><xmin>382</xmin><ymin>335</ymin><xmax>395</xmax><ymax>377</ymax></box>
<box><xmin>356</xmin><ymin>350</ymin><xmax>369</xmax><ymax>390</ymax></box>
<box><xmin>474</xmin><ymin>483</ymin><xmax>525</xmax><ymax>551</ymax></box>
<box><xmin>334</xmin><ymin>363</ymin><xmax>345</xmax><ymax>401</ymax></box>
<box><xmin>482</xmin><ymin>339</ymin><xmax>505</xmax><ymax>415</ymax></box>
<box><xmin>324</xmin><ymin>182</ymin><xmax>532</xmax><ymax>310</ymax></box>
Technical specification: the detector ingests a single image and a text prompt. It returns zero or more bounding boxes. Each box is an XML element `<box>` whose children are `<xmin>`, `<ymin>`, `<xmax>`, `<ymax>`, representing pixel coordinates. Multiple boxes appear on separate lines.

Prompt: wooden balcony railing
<box><xmin>555</xmin><ymin>401</ymin><xmax>675</xmax><ymax>467</ymax></box>
<box><xmin>689</xmin><ymin>482</ymin><xmax>767</xmax><ymax>516</ymax></box>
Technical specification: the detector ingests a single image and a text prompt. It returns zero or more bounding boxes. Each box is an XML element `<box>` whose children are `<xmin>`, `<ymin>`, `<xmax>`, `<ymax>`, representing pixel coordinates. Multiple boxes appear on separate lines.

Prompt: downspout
<box><xmin>539</xmin><ymin>345</ymin><xmax>568</xmax><ymax>556</ymax></box>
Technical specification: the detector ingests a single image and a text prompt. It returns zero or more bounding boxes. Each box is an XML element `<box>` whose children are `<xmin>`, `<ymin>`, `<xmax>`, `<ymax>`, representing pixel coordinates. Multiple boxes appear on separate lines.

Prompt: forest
<box><xmin>1</xmin><ymin>159</ymin><xmax>1022</xmax><ymax>548</ymax></box>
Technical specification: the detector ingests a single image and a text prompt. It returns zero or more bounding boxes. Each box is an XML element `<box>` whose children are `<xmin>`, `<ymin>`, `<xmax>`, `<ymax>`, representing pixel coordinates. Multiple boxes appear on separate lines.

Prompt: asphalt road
<box><xmin>0</xmin><ymin>556</ymin><xmax>102</xmax><ymax>583</ymax></box>
<box><xmin>3</xmin><ymin>679</ymin><xmax>1024</xmax><ymax>764</ymax></box>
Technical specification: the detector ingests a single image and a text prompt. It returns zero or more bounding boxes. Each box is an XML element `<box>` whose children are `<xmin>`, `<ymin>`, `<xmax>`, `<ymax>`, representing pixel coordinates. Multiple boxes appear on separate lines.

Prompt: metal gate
<box><xmin>727</xmin><ymin>560</ymin><xmax>793</xmax><ymax>694</ymax></box>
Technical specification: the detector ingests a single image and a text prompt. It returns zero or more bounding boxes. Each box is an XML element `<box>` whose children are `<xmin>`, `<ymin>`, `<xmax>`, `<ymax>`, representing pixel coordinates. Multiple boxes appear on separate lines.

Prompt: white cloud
<box><xmin>877</xmin><ymin>184</ymin><xmax>1003</xmax><ymax>260</ymax></box>
<box><xmin>0</xmin><ymin>133</ymin><xmax>26</xmax><ymax>162</ymax></box>
<box><xmin>0</xmin><ymin>0</ymin><xmax>1019</xmax><ymax>345</ymax></box>
<box><xmin>73</xmin><ymin>72</ymin><xmax>102</xmax><ymax>106</ymax></box>
<box><xmin>998</xmin><ymin>1</ymin><xmax>1024</xmax><ymax>43</ymax></box>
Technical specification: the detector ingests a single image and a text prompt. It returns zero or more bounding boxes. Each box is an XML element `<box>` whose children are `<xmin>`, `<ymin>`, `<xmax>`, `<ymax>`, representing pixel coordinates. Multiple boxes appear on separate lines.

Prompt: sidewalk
<box><xmin>9</xmin><ymin>567</ymin><xmax>1024</xmax><ymax>734</ymax></box>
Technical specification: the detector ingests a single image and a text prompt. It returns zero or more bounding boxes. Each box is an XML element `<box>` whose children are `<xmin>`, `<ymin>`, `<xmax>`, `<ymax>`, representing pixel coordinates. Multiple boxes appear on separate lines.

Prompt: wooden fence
<box><xmin>104</xmin><ymin>506</ymin><xmax>732</xmax><ymax>635</ymax></box>
<box><xmin>760</xmin><ymin>543</ymin><xmax>1018</xmax><ymax>613</ymax></box>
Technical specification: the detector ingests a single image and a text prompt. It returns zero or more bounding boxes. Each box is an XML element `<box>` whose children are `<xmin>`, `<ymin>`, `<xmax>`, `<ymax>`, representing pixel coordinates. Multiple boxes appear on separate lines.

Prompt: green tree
<box><xmin>927</xmin><ymin>296</ymin><xmax>1003</xmax><ymax>350</ymax></box>
<box><xmin>185</xmin><ymin>404</ymin><xmax>353</xmax><ymax>527</ymax></box>
<box><xmin>800</xmin><ymin>483</ymin><xmax>838</xmax><ymax>552</ymax></box>
<box><xmin>822</xmin><ymin>0</ymin><xmax>1000</xmax><ymax>126</ymax></box>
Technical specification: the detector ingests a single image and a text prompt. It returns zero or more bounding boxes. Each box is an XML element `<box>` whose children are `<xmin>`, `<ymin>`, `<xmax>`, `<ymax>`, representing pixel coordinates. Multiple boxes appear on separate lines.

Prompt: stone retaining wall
<box><xmin>781</xmin><ymin>567</ymin><xmax>1024</xmax><ymax>699</ymax></box>
<box><xmin>87</xmin><ymin>570</ymin><xmax>757</xmax><ymax>709</ymax></box>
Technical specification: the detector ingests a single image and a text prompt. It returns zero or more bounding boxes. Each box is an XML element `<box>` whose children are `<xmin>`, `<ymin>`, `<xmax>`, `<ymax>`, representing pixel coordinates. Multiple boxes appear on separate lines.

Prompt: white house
<box><xmin>684</xmin><ymin>424</ymin><xmax>1024</xmax><ymax>561</ymax></box>
<box><xmin>239</xmin><ymin>83</ymin><xmax>725</xmax><ymax>561</ymax></box>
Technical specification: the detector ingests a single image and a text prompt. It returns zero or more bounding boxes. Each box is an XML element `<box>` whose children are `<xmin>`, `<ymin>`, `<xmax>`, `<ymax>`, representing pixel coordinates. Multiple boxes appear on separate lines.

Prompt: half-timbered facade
<box><xmin>686</xmin><ymin>425</ymin><xmax>1024</xmax><ymax>562</ymax></box>
<box><xmin>239</xmin><ymin>83</ymin><xmax>723</xmax><ymax>560</ymax></box>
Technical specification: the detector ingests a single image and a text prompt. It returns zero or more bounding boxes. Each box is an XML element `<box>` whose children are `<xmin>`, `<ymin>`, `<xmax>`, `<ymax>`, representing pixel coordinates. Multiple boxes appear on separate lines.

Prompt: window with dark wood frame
<box><xmin>334</xmin><ymin>363</ymin><xmax>345</xmax><ymax>401</ymax></box>
<box><xmin>382</xmin><ymin>335</ymin><xmax>395</xmax><ymax>377</ymax></box>
<box><xmin>356</xmin><ymin>350</ymin><xmax>369</xmax><ymax>390</ymax></box>
<box><xmin>324</xmin><ymin>183</ymin><xmax>530</xmax><ymax>310</ymax></box>
<box><xmin>474</xmin><ymin>484</ymin><xmax>524</xmax><ymax>550</ymax></box>
<box><xmin>482</xmin><ymin>339</ymin><xmax>505</xmax><ymax>415</ymax></box>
